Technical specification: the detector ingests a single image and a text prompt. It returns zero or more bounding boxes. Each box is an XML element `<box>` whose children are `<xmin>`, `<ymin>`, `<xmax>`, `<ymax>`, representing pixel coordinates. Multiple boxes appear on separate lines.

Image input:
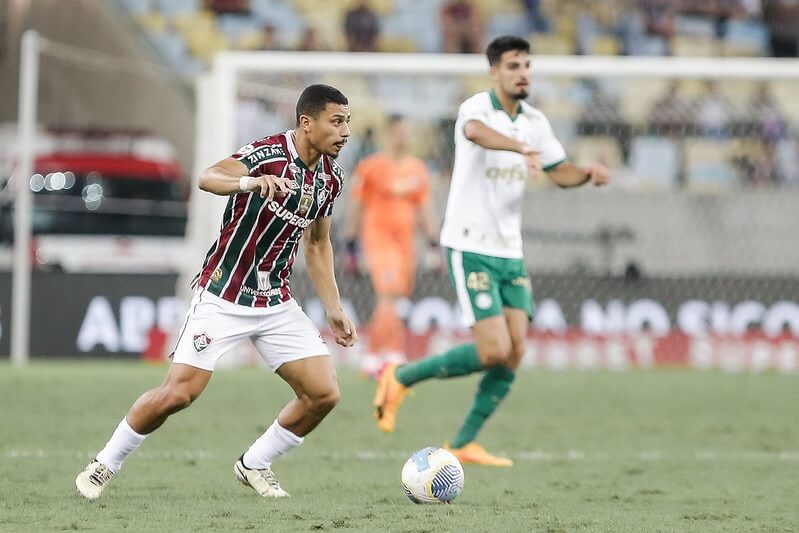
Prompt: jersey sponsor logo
<box><xmin>193</xmin><ymin>332</ymin><xmax>212</xmax><ymax>352</ymax></box>
<box><xmin>391</xmin><ymin>175</ymin><xmax>420</xmax><ymax>195</ymax></box>
<box><xmin>245</xmin><ymin>145</ymin><xmax>284</xmax><ymax>165</ymax></box>
<box><xmin>486</xmin><ymin>165</ymin><xmax>528</xmax><ymax>182</ymax></box>
<box><xmin>266</xmin><ymin>200</ymin><xmax>312</xmax><ymax>228</ymax></box>
<box><xmin>240</xmin><ymin>283</ymin><xmax>283</xmax><ymax>298</ymax></box>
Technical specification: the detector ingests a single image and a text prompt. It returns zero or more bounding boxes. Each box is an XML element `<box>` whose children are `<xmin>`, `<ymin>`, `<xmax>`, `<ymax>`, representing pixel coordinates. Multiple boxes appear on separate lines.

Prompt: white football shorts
<box><xmin>171</xmin><ymin>289</ymin><xmax>330</xmax><ymax>372</ymax></box>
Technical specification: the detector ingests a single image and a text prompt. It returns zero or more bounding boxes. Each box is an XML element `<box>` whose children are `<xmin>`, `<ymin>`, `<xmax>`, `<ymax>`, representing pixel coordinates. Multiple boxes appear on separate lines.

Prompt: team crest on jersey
<box><xmin>317</xmin><ymin>187</ymin><xmax>329</xmax><ymax>206</ymax></box>
<box><xmin>211</xmin><ymin>268</ymin><xmax>222</xmax><ymax>282</ymax></box>
<box><xmin>193</xmin><ymin>332</ymin><xmax>212</xmax><ymax>353</ymax></box>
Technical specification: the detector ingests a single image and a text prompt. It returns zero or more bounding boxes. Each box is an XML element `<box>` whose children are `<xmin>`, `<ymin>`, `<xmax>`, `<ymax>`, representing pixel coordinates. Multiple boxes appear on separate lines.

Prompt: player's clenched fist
<box><xmin>586</xmin><ymin>163</ymin><xmax>611</xmax><ymax>186</ymax></box>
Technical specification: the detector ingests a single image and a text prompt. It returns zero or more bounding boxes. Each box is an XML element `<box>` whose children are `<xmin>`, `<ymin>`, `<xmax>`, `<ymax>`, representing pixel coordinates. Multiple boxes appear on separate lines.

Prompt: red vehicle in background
<box><xmin>0</xmin><ymin>127</ymin><xmax>188</xmax><ymax>272</ymax></box>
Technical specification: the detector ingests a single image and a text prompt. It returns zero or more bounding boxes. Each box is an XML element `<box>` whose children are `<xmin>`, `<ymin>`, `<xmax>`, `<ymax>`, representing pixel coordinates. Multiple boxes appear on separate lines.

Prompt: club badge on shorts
<box><xmin>193</xmin><ymin>332</ymin><xmax>212</xmax><ymax>353</ymax></box>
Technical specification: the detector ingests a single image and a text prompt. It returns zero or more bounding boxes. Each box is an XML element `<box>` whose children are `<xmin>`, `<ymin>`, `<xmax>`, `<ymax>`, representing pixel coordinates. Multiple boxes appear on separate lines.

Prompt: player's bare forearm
<box><xmin>547</xmin><ymin>161</ymin><xmax>611</xmax><ymax>188</ymax></box>
<box><xmin>463</xmin><ymin>120</ymin><xmax>529</xmax><ymax>154</ymax></box>
<box><xmin>198</xmin><ymin>158</ymin><xmax>251</xmax><ymax>195</ymax></box>
<box><xmin>304</xmin><ymin>217</ymin><xmax>344</xmax><ymax>314</ymax></box>
<box><xmin>199</xmin><ymin>157</ymin><xmax>297</xmax><ymax>199</ymax></box>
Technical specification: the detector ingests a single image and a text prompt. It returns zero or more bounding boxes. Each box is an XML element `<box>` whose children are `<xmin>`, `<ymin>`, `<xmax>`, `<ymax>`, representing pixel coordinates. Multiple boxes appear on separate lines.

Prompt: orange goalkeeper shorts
<box><xmin>364</xmin><ymin>244</ymin><xmax>415</xmax><ymax>297</ymax></box>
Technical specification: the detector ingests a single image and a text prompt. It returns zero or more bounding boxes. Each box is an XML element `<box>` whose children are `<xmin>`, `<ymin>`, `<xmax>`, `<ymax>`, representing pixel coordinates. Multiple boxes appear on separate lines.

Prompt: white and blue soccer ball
<box><xmin>401</xmin><ymin>447</ymin><xmax>465</xmax><ymax>504</ymax></box>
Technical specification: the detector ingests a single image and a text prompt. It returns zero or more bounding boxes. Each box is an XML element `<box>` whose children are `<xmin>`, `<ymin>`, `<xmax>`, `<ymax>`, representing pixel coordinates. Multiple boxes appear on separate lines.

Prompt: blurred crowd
<box><xmin>121</xmin><ymin>0</ymin><xmax>799</xmax><ymax>190</ymax></box>
<box><xmin>201</xmin><ymin>0</ymin><xmax>799</xmax><ymax>57</ymax></box>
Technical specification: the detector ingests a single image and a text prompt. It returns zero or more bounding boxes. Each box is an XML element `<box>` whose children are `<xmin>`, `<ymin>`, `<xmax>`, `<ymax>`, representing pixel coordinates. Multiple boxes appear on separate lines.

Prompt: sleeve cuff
<box><xmin>543</xmin><ymin>158</ymin><xmax>566</xmax><ymax>172</ymax></box>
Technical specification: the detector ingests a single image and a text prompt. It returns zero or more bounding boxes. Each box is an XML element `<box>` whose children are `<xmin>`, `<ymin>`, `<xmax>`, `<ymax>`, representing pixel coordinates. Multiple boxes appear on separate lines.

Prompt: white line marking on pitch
<box><xmin>3</xmin><ymin>450</ymin><xmax>799</xmax><ymax>461</ymax></box>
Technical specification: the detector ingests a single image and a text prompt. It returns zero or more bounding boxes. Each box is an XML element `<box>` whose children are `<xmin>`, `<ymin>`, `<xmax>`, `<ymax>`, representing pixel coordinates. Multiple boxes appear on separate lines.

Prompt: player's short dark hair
<box><xmin>295</xmin><ymin>84</ymin><xmax>348</xmax><ymax>125</ymax></box>
<box><xmin>486</xmin><ymin>36</ymin><xmax>530</xmax><ymax>66</ymax></box>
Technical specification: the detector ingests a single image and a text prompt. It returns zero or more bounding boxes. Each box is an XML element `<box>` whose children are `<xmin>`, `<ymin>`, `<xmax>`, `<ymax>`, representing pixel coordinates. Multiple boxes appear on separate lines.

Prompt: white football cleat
<box><xmin>75</xmin><ymin>459</ymin><xmax>115</xmax><ymax>500</ymax></box>
<box><xmin>234</xmin><ymin>457</ymin><xmax>289</xmax><ymax>498</ymax></box>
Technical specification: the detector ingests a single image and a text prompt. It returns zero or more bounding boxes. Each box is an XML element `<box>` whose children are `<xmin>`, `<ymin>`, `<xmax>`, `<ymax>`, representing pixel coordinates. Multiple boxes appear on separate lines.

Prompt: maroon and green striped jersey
<box><xmin>193</xmin><ymin>130</ymin><xmax>344</xmax><ymax>307</ymax></box>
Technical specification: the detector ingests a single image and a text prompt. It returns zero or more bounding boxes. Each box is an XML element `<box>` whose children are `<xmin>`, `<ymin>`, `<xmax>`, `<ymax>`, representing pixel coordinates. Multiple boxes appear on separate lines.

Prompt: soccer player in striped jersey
<box><xmin>76</xmin><ymin>84</ymin><xmax>357</xmax><ymax>500</ymax></box>
<box><xmin>373</xmin><ymin>37</ymin><xmax>610</xmax><ymax>466</ymax></box>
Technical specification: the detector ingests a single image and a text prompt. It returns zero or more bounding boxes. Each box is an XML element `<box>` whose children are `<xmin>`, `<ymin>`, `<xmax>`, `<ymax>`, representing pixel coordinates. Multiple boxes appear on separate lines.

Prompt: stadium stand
<box><xmin>114</xmin><ymin>0</ymin><xmax>798</xmax><ymax>192</ymax></box>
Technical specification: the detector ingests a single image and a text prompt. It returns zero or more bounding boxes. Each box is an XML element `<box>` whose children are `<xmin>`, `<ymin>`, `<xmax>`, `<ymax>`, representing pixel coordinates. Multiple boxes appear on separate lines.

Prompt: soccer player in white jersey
<box><xmin>76</xmin><ymin>84</ymin><xmax>357</xmax><ymax>499</ymax></box>
<box><xmin>374</xmin><ymin>36</ymin><xmax>610</xmax><ymax>466</ymax></box>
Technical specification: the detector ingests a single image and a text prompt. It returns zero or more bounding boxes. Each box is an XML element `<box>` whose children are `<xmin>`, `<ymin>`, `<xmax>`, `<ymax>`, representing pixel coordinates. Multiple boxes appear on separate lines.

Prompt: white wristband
<box><xmin>239</xmin><ymin>175</ymin><xmax>255</xmax><ymax>191</ymax></box>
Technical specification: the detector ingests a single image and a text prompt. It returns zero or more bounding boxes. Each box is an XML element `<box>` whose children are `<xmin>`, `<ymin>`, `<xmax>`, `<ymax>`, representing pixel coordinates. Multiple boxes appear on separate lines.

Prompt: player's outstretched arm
<box><xmin>199</xmin><ymin>157</ymin><xmax>297</xmax><ymax>198</ymax></box>
<box><xmin>463</xmin><ymin>120</ymin><xmax>541</xmax><ymax>174</ymax></box>
<box><xmin>303</xmin><ymin>216</ymin><xmax>358</xmax><ymax>347</ymax></box>
<box><xmin>547</xmin><ymin>161</ymin><xmax>611</xmax><ymax>188</ymax></box>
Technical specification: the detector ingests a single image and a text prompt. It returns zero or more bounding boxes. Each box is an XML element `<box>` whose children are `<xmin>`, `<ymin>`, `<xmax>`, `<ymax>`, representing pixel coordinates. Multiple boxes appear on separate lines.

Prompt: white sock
<box><xmin>242</xmin><ymin>420</ymin><xmax>304</xmax><ymax>470</ymax></box>
<box><xmin>95</xmin><ymin>418</ymin><xmax>147</xmax><ymax>473</ymax></box>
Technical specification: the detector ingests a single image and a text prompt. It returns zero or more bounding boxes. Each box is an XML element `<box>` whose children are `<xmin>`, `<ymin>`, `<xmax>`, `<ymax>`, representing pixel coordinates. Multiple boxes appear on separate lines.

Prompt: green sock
<box><xmin>450</xmin><ymin>366</ymin><xmax>515</xmax><ymax>449</ymax></box>
<box><xmin>395</xmin><ymin>344</ymin><xmax>483</xmax><ymax>387</ymax></box>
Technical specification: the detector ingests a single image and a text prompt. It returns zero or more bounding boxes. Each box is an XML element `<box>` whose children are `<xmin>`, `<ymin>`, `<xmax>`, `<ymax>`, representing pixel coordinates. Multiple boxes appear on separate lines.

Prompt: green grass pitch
<box><xmin>1</xmin><ymin>362</ymin><xmax>797</xmax><ymax>532</ymax></box>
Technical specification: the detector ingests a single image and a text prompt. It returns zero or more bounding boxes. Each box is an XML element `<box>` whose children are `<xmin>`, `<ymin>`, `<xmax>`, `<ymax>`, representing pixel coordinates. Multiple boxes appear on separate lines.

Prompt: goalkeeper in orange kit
<box><xmin>344</xmin><ymin>115</ymin><xmax>439</xmax><ymax>377</ymax></box>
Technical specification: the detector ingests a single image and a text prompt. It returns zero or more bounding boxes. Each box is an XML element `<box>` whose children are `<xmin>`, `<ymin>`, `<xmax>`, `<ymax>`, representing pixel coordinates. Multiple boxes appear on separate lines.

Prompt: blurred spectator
<box><xmin>681</xmin><ymin>0</ymin><xmax>747</xmax><ymax>37</ymax></box>
<box><xmin>693</xmin><ymin>81</ymin><xmax>733</xmax><ymax>137</ymax></box>
<box><xmin>577</xmin><ymin>81</ymin><xmax>632</xmax><ymax>159</ymax></box>
<box><xmin>354</xmin><ymin>127</ymin><xmax>378</xmax><ymax>161</ymax></box>
<box><xmin>296</xmin><ymin>27</ymin><xmax>327</xmax><ymax>52</ymax></box>
<box><xmin>739</xmin><ymin>0</ymin><xmax>764</xmax><ymax>17</ymax></box>
<box><xmin>749</xmin><ymin>83</ymin><xmax>786</xmax><ymax>142</ymax></box>
<box><xmin>344</xmin><ymin>0</ymin><xmax>380</xmax><ymax>52</ymax></box>
<box><xmin>205</xmin><ymin>0</ymin><xmax>250</xmax><ymax>15</ymax></box>
<box><xmin>639</xmin><ymin>0</ymin><xmax>677</xmax><ymax>39</ymax></box>
<box><xmin>236</xmin><ymin>98</ymin><xmax>282</xmax><ymax>147</ymax></box>
<box><xmin>648</xmin><ymin>82</ymin><xmax>694</xmax><ymax>135</ymax></box>
<box><xmin>440</xmin><ymin>0</ymin><xmax>484</xmax><ymax>54</ymax></box>
<box><xmin>764</xmin><ymin>0</ymin><xmax>799</xmax><ymax>57</ymax></box>
<box><xmin>520</xmin><ymin>0</ymin><xmax>551</xmax><ymax>33</ymax></box>
<box><xmin>259</xmin><ymin>25</ymin><xmax>283</xmax><ymax>51</ymax></box>
<box><xmin>738</xmin><ymin>141</ymin><xmax>783</xmax><ymax>186</ymax></box>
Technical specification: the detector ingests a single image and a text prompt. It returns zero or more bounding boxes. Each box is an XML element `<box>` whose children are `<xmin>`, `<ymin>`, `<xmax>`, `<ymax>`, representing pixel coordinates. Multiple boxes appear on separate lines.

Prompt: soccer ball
<box><xmin>401</xmin><ymin>447</ymin><xmax>465</xmax><ymax>504</ymax></box>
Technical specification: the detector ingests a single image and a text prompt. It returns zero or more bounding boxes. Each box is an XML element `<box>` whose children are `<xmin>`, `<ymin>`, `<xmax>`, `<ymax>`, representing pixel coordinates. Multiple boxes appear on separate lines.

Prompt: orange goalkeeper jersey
<box><xmin>352</xmin><ymin>153</ymin><xmax>430</xmax><ymax>250</ymax></box>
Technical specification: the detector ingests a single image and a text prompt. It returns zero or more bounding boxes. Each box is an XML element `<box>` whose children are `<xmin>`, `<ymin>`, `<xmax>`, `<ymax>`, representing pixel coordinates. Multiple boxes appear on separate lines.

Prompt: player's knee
<box><xmin>478</xmin><ymin>341</ymin><xmax>513</xmax><ymax>367</ymax></box>
<box><xmin>158</xmin><ymin>386</ymin><xmax>194</xmax><ymax>413</ymax></box>
<box><xmin>306</xmin><ymin>387</ymin><xmax>340</xmax><ymax>416</ymax></box>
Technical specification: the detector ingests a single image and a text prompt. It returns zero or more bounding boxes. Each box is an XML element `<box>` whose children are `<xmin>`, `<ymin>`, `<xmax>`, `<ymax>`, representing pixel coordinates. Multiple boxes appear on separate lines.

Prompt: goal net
<box><xmin>191</xmin><ymin>52</ymin><xmax>799</xmax><ymax>372</ymax></box>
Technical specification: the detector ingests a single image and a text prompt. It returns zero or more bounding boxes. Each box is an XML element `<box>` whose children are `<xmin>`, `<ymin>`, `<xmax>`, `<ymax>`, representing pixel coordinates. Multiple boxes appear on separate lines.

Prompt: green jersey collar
<box><xmin>489</xmin><ymin>89</ymin><xmax>520</xmax><ymax>122</ymax></box>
